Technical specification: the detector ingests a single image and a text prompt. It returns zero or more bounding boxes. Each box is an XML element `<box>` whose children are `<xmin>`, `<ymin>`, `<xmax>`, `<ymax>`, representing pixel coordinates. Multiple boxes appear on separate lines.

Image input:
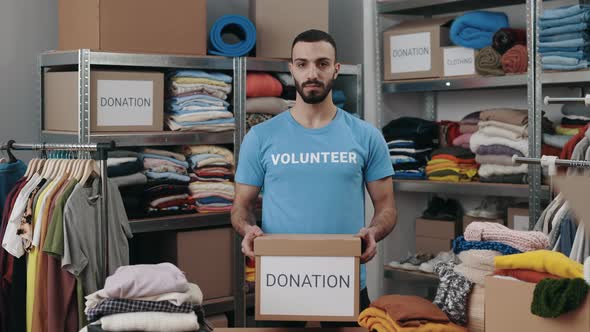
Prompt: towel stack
<box><xmin>382</xmin><ymin>117</ymin><xmax>439</xmax><ymax>180</ymax></box>
<box><xmin>166</xmin><ymin>70</ymin><xmax>235</xmax><ymax>132</ymax></box>
<box><xmin>82</xmin><ymin>263</ymin><xmax>205</xmax><ymax>332</ymax></box>
<box><xmin>184</xmin><ymin>145</ymin><xmax>235</xmax><ymax>213</ymax></box>
<box><xmin>540</xmin><ymin>5</ymin><xmax>590</xmax><ymax>71</ymax></box>
<box><xmin>427</xmin><ymin>147</ymin><xmax>478</xmax><ymax>182</ymax></box>
<box><xmin>108</xmin><ymin>150</ymin><xmax>148</xmax><ymax>219</ymax></box>
<box><xmin>470</xmin><ymin>109</ymin><xmax>529</xmax><ymax>184</ymax></box>
<box><xmin>142</xmin><ymin>148</ymin><xmax>195</xmax><ymax>217</ymax></box>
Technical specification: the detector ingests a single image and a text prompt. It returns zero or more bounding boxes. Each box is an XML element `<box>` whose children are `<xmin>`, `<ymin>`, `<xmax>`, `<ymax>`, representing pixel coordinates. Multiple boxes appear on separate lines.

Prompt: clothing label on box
<box><xmin>443</xmin><ymin>47</ymin><xmax>475</xmax><ymax>77</ymax></box>
<box><xmin>97</xmin><ymin>80</ymin><xmax>154</xmax><ymax>126</ymax></box>
<box><xmin>513</xmin><ymin>215</ymin><xmax>529</xmax><ymax>231</ymax></box>
<box><xmin>390</xmin><ymin>32</ymin><xmax>431</xmax><ymax>74</ymax></box>
<box><xmin>259</xmin><ymin>256</ymin><xmax>355</xmax><ymax>317</ymax></box>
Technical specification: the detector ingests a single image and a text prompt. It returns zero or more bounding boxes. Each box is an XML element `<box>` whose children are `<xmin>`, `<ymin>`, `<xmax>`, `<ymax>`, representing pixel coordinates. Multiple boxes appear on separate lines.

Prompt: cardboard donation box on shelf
<box><xmin>58</xmin><ymin>0</ymin><xmax>207</xmax><ymax>55</ymax></box>
<box><xmin>383</xmin><ymin>17</ymin><xmax>454</xmax><ymax>80</ymax></box>
<box><xmin>485</xmin><ymin>176</ymin><xmax>590</xmax><ymax>332</ymax></box>
<box><xmin>254</xmin><ymin>235</ymin><xmax>361</xmax><ymax>322</ymax></box>
<box><xmin>416</xmin><ymin>218</ymin><xmax>457</xmax><ymax>253</ymax></box>
<box><xmin>44</xmin><ymin>70</ymin><xmax>164</xmax><ymax>132</ymax></box>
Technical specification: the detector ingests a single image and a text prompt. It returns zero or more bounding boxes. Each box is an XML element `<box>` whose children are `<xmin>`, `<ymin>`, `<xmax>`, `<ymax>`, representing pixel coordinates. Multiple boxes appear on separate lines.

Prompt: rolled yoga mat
<box><xmin>476</xmin><ymin>46</ymin><xmax>505</xmax><ymax>76</ymax></box>
<box><xmin>209</xmin><ymin>15</ymin><xmax>256</xmax><ymax>57</ymax></box>
<box><xmin>501</xmin><ymin>45</ymin><xmax>528</xmax><ymax>74</ymax></box>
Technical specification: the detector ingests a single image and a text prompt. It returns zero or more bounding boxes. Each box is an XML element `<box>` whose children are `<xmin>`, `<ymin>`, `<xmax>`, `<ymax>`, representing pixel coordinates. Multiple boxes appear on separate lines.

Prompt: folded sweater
<box><xmin>479</xmin><ymin>108</ymin><xmax>528</xmax><ymax>126</ymax></box>
<box><xmin>494</xmin><ymin>250</ymin><xmax>584</xmax><ymax>279</ymax></box>
<box><xmin>470</xmin><ymin>131</ymin><xmax>528</xmax><ymax>156</ymax></box>
<box><xmin>465</xmin><ymin>222</ymin><xmax>549</xmax><ymax>252</ymax></box>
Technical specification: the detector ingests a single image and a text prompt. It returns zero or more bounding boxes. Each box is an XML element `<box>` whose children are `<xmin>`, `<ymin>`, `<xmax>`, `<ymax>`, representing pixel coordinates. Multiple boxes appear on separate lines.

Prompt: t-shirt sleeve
<box><xmin>364</xmin><ymin>126</ymin><xmax>394</xmax><ymax>182</ymax></box>
<box><xmin>235</xmin><ymin>129</ymin><xmax>265</xmax><ymax>187</ymax></box>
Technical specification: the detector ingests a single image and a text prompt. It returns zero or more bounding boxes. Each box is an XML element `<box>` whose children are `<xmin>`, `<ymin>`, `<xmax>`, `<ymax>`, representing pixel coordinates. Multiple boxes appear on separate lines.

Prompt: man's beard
<box><xmin>294</xmin><ymin>77</ymin><xmax>335</xmax><ymax>105</ymax></box>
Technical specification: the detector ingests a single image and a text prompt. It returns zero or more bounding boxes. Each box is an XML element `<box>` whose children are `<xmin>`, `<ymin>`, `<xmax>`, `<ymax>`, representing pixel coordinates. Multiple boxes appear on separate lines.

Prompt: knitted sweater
<box><xmin>494</xmin><ymin>250</ymin><xmax>584</xmax><ymax>279</ymax></box>
<box><xmin>464</xmin><ymin>222</ymin><xmax>549</xmax><ymax>252</ymax></box>
<box><xmin>452</xmin><ymin>236</ymin><xmax>521</xmax><ymax>256</ymax></box>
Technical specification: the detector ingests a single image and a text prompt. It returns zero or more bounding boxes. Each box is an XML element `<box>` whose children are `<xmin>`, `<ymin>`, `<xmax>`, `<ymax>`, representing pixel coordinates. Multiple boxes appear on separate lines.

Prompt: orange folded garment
<box><xmin>247</xmin><ymin>73</ymin><xmax>283</xmax><ymax>97</ymax></box>
<box><xmin>501</xmin><ymin>45</ymin><xmax>528</xmax><ymax>74</ymax></box>
<box><xmin>494</xmin><ymin>269</ymin><xmax>562</xmax><ymax>284</ymax></box>
<box><xmin>371</xmin><ymin>295</ymin><xmax>450</xmax><ymax>327</ymax></box>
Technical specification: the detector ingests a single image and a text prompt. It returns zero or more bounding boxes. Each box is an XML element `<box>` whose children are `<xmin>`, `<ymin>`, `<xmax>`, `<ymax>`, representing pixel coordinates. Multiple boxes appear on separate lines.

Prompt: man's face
<box><xmin>290</xmin><ymin>41</ymin><xmax>339</xmax><ymax>105</ymax></box>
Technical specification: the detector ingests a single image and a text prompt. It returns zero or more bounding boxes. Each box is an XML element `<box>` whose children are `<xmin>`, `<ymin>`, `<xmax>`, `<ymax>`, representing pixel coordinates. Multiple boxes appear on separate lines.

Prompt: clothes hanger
<box><xmin>80</xmin><ymin>159</ymin><xmax>99</xmax><ymax>185</ymax></box>
<box><xmin>5</xmin><ymin>140</ymin><xmax>17</xmax><ymax>163</ymax></box>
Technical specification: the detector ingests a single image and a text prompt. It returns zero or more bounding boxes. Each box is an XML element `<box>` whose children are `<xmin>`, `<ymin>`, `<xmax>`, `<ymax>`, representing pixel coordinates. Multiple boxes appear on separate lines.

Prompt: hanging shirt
<box><xmin>236</xmin><ymin>109</ymin><xmax>394</xmax><ymax>289</ymax></box>
<box><xmin>0</xmin><ymin>160</ymin><xmax>26</xmax><ymax>218</ymax></box>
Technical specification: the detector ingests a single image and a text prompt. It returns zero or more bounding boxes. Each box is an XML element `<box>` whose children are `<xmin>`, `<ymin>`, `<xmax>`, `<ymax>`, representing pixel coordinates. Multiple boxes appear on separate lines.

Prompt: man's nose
<box><xmin>306</xmin><ymin>65</ymin><xmax>319</xmax><ymax>81</ymax></box>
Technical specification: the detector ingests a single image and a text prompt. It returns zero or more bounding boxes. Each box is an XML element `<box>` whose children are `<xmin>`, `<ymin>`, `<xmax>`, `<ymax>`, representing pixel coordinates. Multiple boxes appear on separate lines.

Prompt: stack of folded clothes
<box><xmin>427</xmin><ymin>147</ymin><xmax>478</xmax><ymax>182</ymax></box>
<box><xmin>470</xmin><ymin>108</ymin><xmax>529</xmax><ymax>184</ymax></box>
<box><xmin>246</xmin><ymin>72</ymin><xmax>288</xmax><ymax>129</ymax></box>
<box><xmin>453</xmin><ymin>112</ymin><xmax>481</xmax><ymax>149</ymax></box>
<box><xmin>108</xmin><ymin>150</ymin><xmax>148</xmax><ymax>219</ymax></box>
<box><xmin>166</xmin><ymin>70</ymin><xmax>235</xmax><ymax>132</ymax></box>
<box><xmin>543</xmin><ymin>104</ymin><xmax>584</xmax><ymax>156</ymax></box>
<box><xmin>539</xmin><ymin>5</ymin><xmax>590</xmax><ymax>71</ymax></box>
<box><xmin>382</xmin><ymin>117</ymin><xmax>439</xmax><ymax>180</ymax></box>
<box><xmin>184</xmin><ymin>145</ymin><xmax>235</xmax><ymax>213</ymax></box>
<box><xmin>438</xmin><ymin>121</ymin><xmax>461</xmax><ymax>148</ymax></box>
<box><xmin>142</xmin><ymin>148</ymin><xmax>195</xmax><ymax>217</ymax></box>
<box><xmin>82</xmin><ymin>263</ymin><xmax>206</xmax><ymax>332</ymax></box>
<box><xmin>246</xmin><ymin>97</ymin><xmax>294</xmax><ymax>130</ymax></box>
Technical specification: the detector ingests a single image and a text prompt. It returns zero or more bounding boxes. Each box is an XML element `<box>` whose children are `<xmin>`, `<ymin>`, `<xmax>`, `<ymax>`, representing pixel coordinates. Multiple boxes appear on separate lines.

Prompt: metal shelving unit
<box><xmin>378</xmin><ymin>0</ymin><xmax>527</xmax><ymax>16</ymax></box>
<box><xmin>394</xmin><ymin>180</ymin><xmax>550</xmax><ymax>199</ymax></box>
<box><xmin>37</xmin><ymin>50</ymin><xmax>363</xmax><ymax>327</ymax></box>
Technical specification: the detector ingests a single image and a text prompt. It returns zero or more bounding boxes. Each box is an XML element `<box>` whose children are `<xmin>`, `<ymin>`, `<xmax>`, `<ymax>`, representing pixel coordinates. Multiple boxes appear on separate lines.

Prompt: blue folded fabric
<box><xmin>543</xmin><ymin>62</ymin><xmax>589</xmax><ymax>71</ymax></box>
<box><xmin>542</xmin><ymin>55</ymin><xmax>587</xmax><ymax>66</ymax></box>
<box><xmin>392</xmin><ymin>172</ymin><xmax>426</xmax><ymax>180</ymax></box>
<box><xmin>145</xmin><ymin>171</ymin><xmax>191</xmax><ymax>183</ymax></box>
<box><xmin>450</xmin><ymin>11</ymin><xmax>509</xmax><ymax>49</ymax></box>
<box><xmin>388</xmin><ymin>142</ymin><xmax>416</xmax><ymax>149</ymax></box>
<box><xmin>197</xmin><ymin>196</ymin><xmax>233</xmax><ymax>205</ymax></box>
<box><xmin>539</xmin><ymin>38</ymin><xmax>590</xmax><ymax>48</ymax></box>
<box><xmin>540</xmin><ymin>46</ymin><xmax>590</xmax><ymax>53</ymax></box>
<box><xmin>189</xmin><ymin>154</ymin><xmax>227</xmax><ymax>167</ymax></box>
<box><xmin>141</xmin><ymin>153</ymin><xmax>190</xmax><ymax>169</ymax></box>
<box><xmin>540</xmin><ymin>23</ymin><xmax>589</xmax><ymax>37</ymax></box>
<box><xmin>540</xmin><ymin>11</ymin><xmax>590</xmax><ymax>28</ymax></box>
<box><xmin>170</xmin><ymin>118</ymin><xmax>236</xmax><ymax>126</ymax></box>
<box><xmin>209</xmin><ymin>15</ymin><xmax>256</xmax><ymax>57</ymax></box>
<box><xmin>167</xmin><ymin>70</ymin><xmax>233</xmax><ymax>83</ymax></box>
<box><xmin>167</xmin><ymin>110</ymin><xmax>232</xmax><ymax>118</ymax></box>
<box><xmin>541</xmin><ymin>51</ymin><xmax>588</xmax><ymax>59</ymax></box>
<box><xmin>540</xmin><ymin>32</ymin><xmax>590</xmax><ymax>43</ymax></box>
<box><xmin>541</xmin><ymin>4</ymin><xmax>590</xmax><ymax>20</ymax></box>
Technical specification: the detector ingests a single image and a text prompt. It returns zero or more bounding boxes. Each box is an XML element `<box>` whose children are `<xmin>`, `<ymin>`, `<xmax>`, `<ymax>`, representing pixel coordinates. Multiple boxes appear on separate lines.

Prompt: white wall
<box><xmin>0</xmin><ymin>0</ymin><xmax>57</xmax><ymax>157</ymax></box>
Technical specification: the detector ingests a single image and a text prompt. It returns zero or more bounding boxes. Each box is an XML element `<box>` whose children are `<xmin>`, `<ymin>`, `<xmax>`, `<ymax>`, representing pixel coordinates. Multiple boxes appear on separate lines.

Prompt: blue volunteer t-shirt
<box><xmin>236</xmin><ymin>108</ymin><xmax>394</xmax><ymax>289</ymax></box>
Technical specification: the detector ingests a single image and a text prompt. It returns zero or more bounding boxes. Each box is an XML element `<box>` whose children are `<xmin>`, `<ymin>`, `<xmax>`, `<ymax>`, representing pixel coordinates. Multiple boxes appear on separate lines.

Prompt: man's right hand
<box><xmin>241</xmin><ymin>225</ymin><xmax>264</xmax><ymax>259</ymax></box>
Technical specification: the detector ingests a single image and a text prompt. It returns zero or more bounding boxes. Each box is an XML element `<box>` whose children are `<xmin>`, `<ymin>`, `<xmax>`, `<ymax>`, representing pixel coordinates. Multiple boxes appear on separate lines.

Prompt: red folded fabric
<box><xmin>247</xmin><ymin>73</ymin><xmax>283</xmax><ymax>97</ymax></box>
<box><xmin>542</xmin><ymin>144</ymin><xmax>561</xmax><ymax>157</ymax></box>
<box><xmin>561</xmin><ymin>124</ymin><xmax>590</xmax><ymax>159</ymax></box>
<box><xmin>501</xmin><ymin>45</ymin><xmax>528</xmax><ymax>74</ymax></box>
<box><xmin>494</xmin><ymin>269</ymin><xmax>561</xmax><ymax>283</ymax></box>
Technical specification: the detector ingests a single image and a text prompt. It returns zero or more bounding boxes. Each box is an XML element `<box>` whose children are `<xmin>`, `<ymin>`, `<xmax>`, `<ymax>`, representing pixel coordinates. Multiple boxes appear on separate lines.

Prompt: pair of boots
<box><xmin>422</xmin><ymin>196</ymin><xmax>462</xmax><ymax>221</ymax></box>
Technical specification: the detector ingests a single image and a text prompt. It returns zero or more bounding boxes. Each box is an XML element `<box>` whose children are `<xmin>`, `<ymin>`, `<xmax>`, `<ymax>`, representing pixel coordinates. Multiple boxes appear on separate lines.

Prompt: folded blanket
<box><xmin>476</xmin><ymin>46</ymin><xmax>505</xmax><ymax>76</ymax></box>
<box><xmin>450</xmin><ymin>11</ymin><xmax>510</xmax><ymax>49</ymax></box>
<box><xmin>543</xmin><ymin>62</ymin><xmax>589</xmax><ymax>71</ymax></box>
<box><xmin>453</xmin><ymin>236</ymin><xmax>522</xmax><ymax>256</ymax></box>
<box><xmin>247</xmin><ymin>73</ymin><xmax>283</xmax><ymax>97</ymax></box>
<box><xmin>246</xmin><ymin>97</ymin><xmax>293</xmax><ymax>114</ymax></box>
<box><xmin>99</xmin><ymin>312</ymin><xmax>199</xmax><ymax>332</ymax></box>
<box><xmin>494</xmin><ymin>269</ymin><xmax>561</xmax><ymax>283</ymax></box>
<box><xmin>531</xmin><ymin>278</ymin><xmax>589</xmax><ymax>318</ymax></box>
<box><xmin>494</xmin><ymin>250</ymin><xmax>584</xmax><ymax>279</ymax></box>
<box><xmin>493</xmin><ymin>28</ymin><xmax>527</xmax><ymax>55</ymax></box>
<box><xmin>479</xmin><ymin>108</ymin><xmax>528</xmax><ymax>126</ymax></box>
<box><xmin>502</xmin><ymin>45</ymin><xmax>528</xmax><ymax>74</ymax></box>
<box><xmin>470</xmin><ymin>132</ymin><xmax>528</xmax><ymax>156</ymax></box>
<box><xmin>368</xmin><ymin>295</ymin><xmax>453</xmax><ymax>328</ymax></box>
<box><xmin>542</xmin><ymin>55</ymin><xmax>588</xmax><ymax>67</ymax></box>
<box><xmin>184</xmin><ymin>145</ymin><xmax>234</xmax><ymax>165</ymax></box>
<box><xmin>358</xmin><ymin>307</ymin><xmax>466</xmax><ymax>332</ymax></box>
<box><xmin>478</xmin><ymin>124</ymin><xmax>526</xmax><ymax>140</ymax></box>
<box><xmin>87</xmin><ymin>298</ymin><xmax>194</xmax><ymax>322</ymax></box>
<box><xmin>478</xmin><ymin>120</ymin><xmax>528</xmax><ymax>136</ymax></box>
<box><xmin>170</xmin><ymin>82</ymin><xmax>231</xmax><ymax>99</ymax></box>
<box><xmin>540</xmin><ymin>22</ymin><xmax>590</xmax><ymax>37</ymax></box>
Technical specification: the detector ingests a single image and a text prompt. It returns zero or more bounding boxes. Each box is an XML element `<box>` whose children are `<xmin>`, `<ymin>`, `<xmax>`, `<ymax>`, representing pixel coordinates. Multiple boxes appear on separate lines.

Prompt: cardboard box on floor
<box><xmin>415</xmin><ymin>218</ymin><xmax>456</xmax><ymax>254</ymax></box>
<box><xmin>254</xmin><ymin>235</ymin><xmax>360</xmax><ymax>322</ymax></box>
<box><xmin>485</xmin><ymin>175</ymin><xmax>590</xmax><ymax>332</ymax></box>
<box><xmin>383</xmin><ymin>17</ymin><xmax>454</xmax><ymax>81</ymax></box>
<box><xmin>58</xmin><ymin>0</ymin><xmax>207</xmax><ymax>55</ymax></box>
<box><xmin>250</xmin><ymin>0</ymin><xmax>329</xmax><ymax>59</ymax></box>
<box><xmin>44</xmin><ymin>70</ymin><xmax>164</xmax><ymax>132</ymax></box>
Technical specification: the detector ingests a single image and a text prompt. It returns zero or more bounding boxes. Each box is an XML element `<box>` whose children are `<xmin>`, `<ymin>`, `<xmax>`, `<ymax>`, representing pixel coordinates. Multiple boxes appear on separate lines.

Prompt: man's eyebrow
<box><xmin>294</xmin><ymin>57</ymin><xmax>332</xmax><ymax>62</ymax></box>
<box><xmin>293</xmin><ymin>58</ymin><xmax>308</xmax><ymax>62</ymax></box>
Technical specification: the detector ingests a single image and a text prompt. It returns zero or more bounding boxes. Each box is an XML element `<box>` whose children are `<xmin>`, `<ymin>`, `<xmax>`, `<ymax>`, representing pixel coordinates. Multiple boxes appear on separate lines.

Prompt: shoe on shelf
<box><xmin>422</xmin><ymin>196</ymin><xmax>446</xmax><ymax>220</ymax></box>
<box><xmin>389</xmin><ymin>252</ymin><xmax>434</xmax><ymax>271</ymax></box>
<box><xmin>466</xmin><ymin>199</ymin><xmax>486</xmax><ymax>218</ymax></box>
<box><xmin>418</xmin><ymin>251</ymin><xmax>459</xmax><ymax>274</ymax></box>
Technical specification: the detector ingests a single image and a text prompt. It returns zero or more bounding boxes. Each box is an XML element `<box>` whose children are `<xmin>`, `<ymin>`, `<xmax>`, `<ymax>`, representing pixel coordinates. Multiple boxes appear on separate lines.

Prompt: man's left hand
<box><xmin>357</xmin><ymin>227</ymin><xmax>377</xmax><ymax>263</ymax></box>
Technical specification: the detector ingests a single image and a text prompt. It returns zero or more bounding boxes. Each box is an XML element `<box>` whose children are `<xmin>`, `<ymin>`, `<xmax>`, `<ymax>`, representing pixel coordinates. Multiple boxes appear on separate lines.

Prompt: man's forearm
<box><xmin>368</xmin><ymin>207</ymin><xmax>397</xmax><ymax>242</ymax></box>
<box><xmin>231</xmin><ymin>205</ymin><xmax>257</xmax><ymax>237</ymax></box>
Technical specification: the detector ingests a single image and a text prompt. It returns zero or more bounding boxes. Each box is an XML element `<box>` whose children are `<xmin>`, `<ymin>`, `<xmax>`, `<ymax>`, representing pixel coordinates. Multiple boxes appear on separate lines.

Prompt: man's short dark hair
<box><xmin>291</xmin><ymin>29</ymin><xmax>337</xmax><ymax>61</ymax></box>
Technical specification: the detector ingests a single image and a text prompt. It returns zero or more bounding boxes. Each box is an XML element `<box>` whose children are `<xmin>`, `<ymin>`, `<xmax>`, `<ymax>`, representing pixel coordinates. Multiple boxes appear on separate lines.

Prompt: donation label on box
<box><xmin>97</xmin><ymin>80</ymin><xmax>154</xmax><ymax>126</ymax></box>
<box><xmin>260</xmin><ymin>256</ymin><xmax>355</xmax><ymax>317</ymax></box>
<box><xmin>390</xmin><ymin>32</ymin><xmax>432</xmax><ymax>74</ymax></box>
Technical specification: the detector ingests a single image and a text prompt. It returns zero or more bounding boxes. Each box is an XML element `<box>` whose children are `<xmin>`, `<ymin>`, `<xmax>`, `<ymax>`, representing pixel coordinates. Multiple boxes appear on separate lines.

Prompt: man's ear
<box><xmin>288</xmin><ymin>61</ymin><xmax>294</xmax><ymax>77</ymax></box>
<box><xmin>333</xmin><ymin>62</ymin><xmax>341</xmax><ymax>80</ymax></box>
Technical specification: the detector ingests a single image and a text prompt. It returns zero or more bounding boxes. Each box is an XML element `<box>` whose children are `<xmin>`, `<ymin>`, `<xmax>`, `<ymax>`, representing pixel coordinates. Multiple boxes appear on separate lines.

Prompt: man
<box><xmin>231</xmin><ymin>29</ymin><xmax>397</xmax><ymax>326</ymax></box>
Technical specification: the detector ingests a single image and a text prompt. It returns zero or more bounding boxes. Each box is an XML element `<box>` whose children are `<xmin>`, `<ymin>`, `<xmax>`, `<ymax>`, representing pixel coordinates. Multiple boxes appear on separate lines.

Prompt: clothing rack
<box><xmin>0</xmin><ymin>140</ymin><xmax>115</xmax><ymax>280</ymax></box>
<box><xmin>513</xmin><ymin>156</ymin><xmax>590</xmax><ymax>168</ymax></box>
<box><xmin>544</xmin><ymin>95</ymin><xmax>590</xmax><ymax>106</ymax></box>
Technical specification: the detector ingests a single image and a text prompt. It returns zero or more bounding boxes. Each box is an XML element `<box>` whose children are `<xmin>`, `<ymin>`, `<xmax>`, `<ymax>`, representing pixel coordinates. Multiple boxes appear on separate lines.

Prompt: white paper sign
<box><xmin>97</xmin><ymin>80</ymin><xmax>154</xmax><ymax>126</ymax></box>
<box><xmin>513</xmin><ymin>215</ymin><xmax>529</xmax><ymax>231</ymax></box>
<box><xmin>444</xmin><ymin>47</ymin><xmax>475</xmax><ymax>77</ymax></box>
<box><xmin>259</xmin><ymin>256</ymin><xmax>356</xmax><ymax>317</ymax></box>
<box><xmin>390</xmin><ymin>32</ymin><xmax>431</xmax><ymax>74</ymax></box>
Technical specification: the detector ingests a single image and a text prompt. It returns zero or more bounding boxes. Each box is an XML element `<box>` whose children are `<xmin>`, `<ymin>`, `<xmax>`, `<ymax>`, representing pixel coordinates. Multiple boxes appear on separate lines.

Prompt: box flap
<box><xmin>553</xmin><ymin>176</ymin><xmax>590</xmax><ymax>227</ymax></box>
<box><xmin>254</xmin><ymin>234</ymin><xmax>361</xmax><ymax>257</ymax></box>
<box><xmin>385</xmin><ymin>16</ymin><xmax>454</xmax><ymax>33</ymax></box>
